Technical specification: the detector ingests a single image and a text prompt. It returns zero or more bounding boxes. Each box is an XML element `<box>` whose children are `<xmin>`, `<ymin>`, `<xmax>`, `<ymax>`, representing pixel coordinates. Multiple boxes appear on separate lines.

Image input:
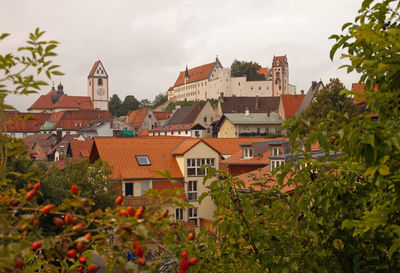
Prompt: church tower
<box><xmin>271</xmin><ymin>56</ymin><xmax>289</xmax><ymax>96</ymax></box>
<box><xmin>88</xmin><ymin>60</ymin><xmax>109</xmax><ymax>111</ymax></box>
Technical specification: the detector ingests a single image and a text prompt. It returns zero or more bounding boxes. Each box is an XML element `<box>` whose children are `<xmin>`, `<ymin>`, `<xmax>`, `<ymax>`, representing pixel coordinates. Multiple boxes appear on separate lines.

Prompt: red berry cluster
<box><xmin>179</xmin><ymin>250</ymin><xmax>198</xmax><ymax>272</ymax></box>
<box><xmin>133</xmin><ymin>241</ymin><xmax>146</xmax><ymax>266</ymax></box>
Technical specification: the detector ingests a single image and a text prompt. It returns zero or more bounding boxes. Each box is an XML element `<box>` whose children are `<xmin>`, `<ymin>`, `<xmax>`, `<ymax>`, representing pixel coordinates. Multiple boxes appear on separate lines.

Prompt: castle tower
<box><xmin>87</xmin><ymin>60</ymin><xmax>109</xmax><ymax>110</ymax></box>
<box><xmin>271</xmin><ymin>55</ymin><xmax>289</xmax><ymax>96</ymax></box>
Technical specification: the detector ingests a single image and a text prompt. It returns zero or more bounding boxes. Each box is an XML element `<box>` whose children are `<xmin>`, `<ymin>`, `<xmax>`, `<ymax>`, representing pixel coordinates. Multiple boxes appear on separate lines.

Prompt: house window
<box><xmin>141</xmin><ymin>181</ymin><xmax>150</xmax><ymax>196</ymax></box>
<box><xmin>265</xmin><ymin>127</ymin><xmax>269</xmax><ymax>134</ymax></box>
<box><xmin>125</xmin><ymin>182</ymin><xmax>134</xmax><ymax>196</ymax></box>
<box><xmin>243</xmin><ymin>147</ymin><xmax>254</xmax><ymax>158</ymax></box>
<box><xmin>148</xmin><ymin>115</ymin><xmax>152</xmax><ymax>118</ymax></box>
<box><xmin>176</xmin><ymin>208</ymin><xmax>184</xmax><ymax>221</ymax></box>
<box><xmin>89</xmin><ymin>81</ymin><xmax>91</xmax><ymax>86</ymax></box>
<box><xmin>136</xmin><ymin>155</ymin><xmax>151</xmax><ymax>166</ymax></box>
<box><xmin>187</xmin><ymin>158</ymin><xmax>215</xmax><ymax>176</ymax></box>
<box><xmin>272</xmin><ymin>147</ymin><xmax>284</xmax><ymax>156</ymax></box>
<box><xmin>185</xmin><ymin>130</ymin><xmax>188</xmax><ymax>134</ymax></box>
<box><xmin>188</xmin><ymin>207</ymin><xmax>199</xmax><ymax>226</ymax></box>
<box><xmin>259</xmin><ymin>87</ymin><xmax>261</xmax><ymax>90</ymax></box>
<box><xmin>211</xmin><ymin>117</ymin><xmax>214</xmax><ymax>122</ymax></box>
<box><xmin>188</xmin><ymin>181</ymin><xmax>198</xmax><ymax>201</ymax></box>
<box><xmin>204</xmin><ymin>117</ymin><xmax>207</xmax><ymax>122</ymax></box>
<box><xmin>276</xmin><ymin>127</ymin><xmax>281</xmax><ymax>134</ymax></box>
<box><xmin>238</xmin><ymin>82</ymin><xmax>240</xmax><ymax>86</ymax></box>
<box><xmin>270</xmin><ymin>160</ymin><xmax>285</xmax><ymax>170</ymax></box>
<box><xmin>98</xmin><ymin>79</ymin><xmax>103</xmax><ymax>86</ymax></box>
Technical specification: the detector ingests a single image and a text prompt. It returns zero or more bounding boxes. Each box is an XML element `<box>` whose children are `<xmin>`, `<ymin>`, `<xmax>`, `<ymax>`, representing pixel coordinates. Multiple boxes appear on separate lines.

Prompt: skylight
<box><xmin>136</xmin><ymin>155</ymin><xmax>151</xmax><ymax>166</ymax></box>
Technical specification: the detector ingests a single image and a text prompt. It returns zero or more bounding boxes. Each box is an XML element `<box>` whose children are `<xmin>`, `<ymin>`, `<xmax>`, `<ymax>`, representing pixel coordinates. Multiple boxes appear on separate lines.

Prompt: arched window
<box><xmin>98</xmin><ymin>79</ymin><xmax>103</xmax><ymax>86</ymax></box>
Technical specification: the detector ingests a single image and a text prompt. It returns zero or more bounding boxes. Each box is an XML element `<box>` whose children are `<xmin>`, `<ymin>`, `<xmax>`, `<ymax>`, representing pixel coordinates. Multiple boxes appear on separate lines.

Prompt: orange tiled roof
<box><xmin>235</xmin><ymin>166</ymin><xmax>295</xmax><ymax>193</ymax></box>
<box><xmin>281</xmin><ymin>94</ymin><xmax>306</xmax><ymax>119</ymax></box>
<box><xmin>257</xmin><ymin>67</ymin><xmax>269</xmax><ymax>78</ymax></box>
<box><xmin>202</xmin><ymin>138</ymin><xmax>272</xmax><ymax>156</ymax></box>
<box><xmin>153</xmin><ymin>111</ymin><xmax>171</xmax><ymax>121</ymax></box>
<box><xmin>28</xmin><ymin>93</ymin><xmax>94</xmax><ymax>111</ymax></box>
<box><xmin>70</xmin><ymin>140</ymin><xmax>93</xmax><ymax>158</ymax></box>
<box><xmin>90</xmin><ymin>137</ymin><xmax>185</xmax><ymax>180</ymax></box>
<box><xmin>221</xmin><ymin>148</ymin><xmax>271</xmax><ymax>165</ymax></box>
<box><xmin>88</xmin><ymin>60</ymin><xmax>100</xmax><ymax>78</ymax></box>
<box><xmin>172</xmin><ymin>139</ymin><xmax>202</xmax><ymax>155</ymax></box>
<box><xmin>138</xmin><ymin>129</ymin><xmax>149</xmax><ymax>137</ymax></box>
<box><xmin>5</xmin><ymin>112</ymin><xmax>51</xmax><ymax>132</ymax></box>
<box><xmin>125</xmin><ymin>108</ymin><xmax>150</xmax><ymax>126</ymax></box>
<box><xmin>173</xmin><ymin>60</ymin><xmax>222</xmax><ymax>87</ymax></box>
<box><xmin>45</xmin><ymin>110</ymin><xmax>113</xmax><ymax>130</ymax></box>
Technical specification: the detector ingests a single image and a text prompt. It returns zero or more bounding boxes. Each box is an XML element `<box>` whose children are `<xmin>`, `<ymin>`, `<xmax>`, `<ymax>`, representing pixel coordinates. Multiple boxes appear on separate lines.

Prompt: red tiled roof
<box><xmin>281</xmin><ymin>94</ymin><xmax>306</xmax><ymax>119</ymax></box>
<box><xmin>46</xmin><ymin>110</ymin><xmax>113</xmax><ymax>130</ymax></box>
<box><xmin>172</xmin><ymin>139</ymin><xmax>202</xmax><ymax>155</ymax></box>
<box><xmin>173</xmin><ymin>60</ymin><xmax>222</xmax><ymax>87</ymax></box>
<box><xmin>235</xmin><ymin>166</ymin><xmax>295</xmax><ymax>193</ymax></box>
<box><xmin>90</xmin><ymin>137</ymin><xmax>185</xmax><ymax>180</ymax></box>
<box><xmin>5</xmin><ymin>112</ymin><xmax>51</xmax><ymax>132</ymax></box>
<box><xmin>272</xmin><ymin>56</ymin><xmax>287</xmax><ymax>67</ymax></box>
<box><xmin>352</xmin><ymin>83</ymin><xmax>378</xmax><ymax>104</ymax></box>
<box><xmin>153</xmin><ymin>111</ymin><xmax>171</xmax><ymax>121</ymax></box>
<box><xmin>28</xmin><ymin>93</ymin><xmax>93</xmax><ymax>111</ymax></box>
<box><xmin>70</xmin><ymin>140</ymin><xmax>93</xmax><ymax>158</ymax></box>
<box><xmin>203</xmin><ymin>138</ymin><xmax>270</xmax><ymax>156</ymax></box>
<box><xmin>124</xmin><ymin>108</ymin><xmax>150</xmax><ymax>126</ymax></box>
<box><xmin>88</xmin><ymin>60</ymin><xmax>102</xmax><ymax>78</ymax></box>
<box><xmin>138</xmin><ymin>129</ymin><xmax>149</xmax><ymax>137</ymax></box>
<box><xmin>257</xmin><ymin>67</ymin><xmax>269</xmax><ymax>78</ymax></box>
<box><xmin>221</xmin><ymin>149</ymin><xmax>271</xmax><ymax>165</ymax></box>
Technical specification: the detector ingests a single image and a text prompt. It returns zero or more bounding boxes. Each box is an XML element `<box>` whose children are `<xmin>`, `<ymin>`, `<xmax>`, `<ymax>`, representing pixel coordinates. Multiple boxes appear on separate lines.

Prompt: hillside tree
<box><xmin>230</xmin><ymin>59</ymin><xmax>266</xmax><ymax>81</ymax></box>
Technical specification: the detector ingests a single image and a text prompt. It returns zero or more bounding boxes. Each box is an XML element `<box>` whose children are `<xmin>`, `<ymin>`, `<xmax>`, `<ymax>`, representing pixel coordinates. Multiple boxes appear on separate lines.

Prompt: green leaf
<box><xmin>378</xmin><ymin>165</ymin><xmax>390</xmax><ymax>176</ymax></box>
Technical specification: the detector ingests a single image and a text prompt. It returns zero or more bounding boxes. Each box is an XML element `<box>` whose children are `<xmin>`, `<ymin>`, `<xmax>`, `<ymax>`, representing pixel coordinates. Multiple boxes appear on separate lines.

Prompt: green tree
<box><xmin>230</xmin><ymin>59</ymin><xmax>266</xmax><ymax>81</ymax></box>
<box><xmin>139</xmin><ymin>98</ymin><xmax>151</xmax><ymax>109</ymax></box>
<box><xmin>108</xmin><ymin>94</ymin><xmax>122</xmax><ymax>117</ymax></box>
<box><xmin>299</xmin><ymin>78</ymin><xmax>360</xmax><ymax>131</ymax></box>
<box><xmin>121</xmin><ymin>95</ymin><xmax>139</xmax><ymax>116</ymax></box>
<box><xmin>38</xmin><ymin>159</ymin><xmax>116</xmax><ymax>211</ymax></box>
<box><xmin>152</xmin><ymin>92</ymin><xmax>168</xmax><ymax>109</ymax></box>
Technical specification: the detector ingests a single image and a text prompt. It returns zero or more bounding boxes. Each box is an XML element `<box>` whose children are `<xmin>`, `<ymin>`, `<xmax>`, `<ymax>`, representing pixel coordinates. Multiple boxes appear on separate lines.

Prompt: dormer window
<box><xmin>272</xmin><ymin>147</ymin><xmax>283</xmax><ymax>156</ymax></box>
<box><xmin>136</xmin><ymin>155</ymin><xmax>150</xmax><ymax>166</ymax></box>
<box><xmin>243</xmin><ymin>147</ymin><xmax>254</xmax><ymax>158</ymax></box>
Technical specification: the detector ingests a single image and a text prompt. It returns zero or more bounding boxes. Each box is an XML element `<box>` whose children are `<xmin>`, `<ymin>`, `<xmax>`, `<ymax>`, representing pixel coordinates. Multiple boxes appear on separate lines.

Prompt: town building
<box><xmin>28</xmin><ymin>83</ymin><xmax>93</xmax><ymax>113</ymax></box>
<box><xmin>149</xmin><ymin>101</ymin><xmax>218</xmax><ymax>138</ymax></box>
<box><xmin>87</xmin><ymin>60</ymin><xmax>109</xmax><ymax>111</ymax></box>
<box><xmin>167</xmin><ymin>56</ymin><xmax>296</xmax><ymax>101</ymax></box>
<box><xmin>4</xmin><ymin>111</ymin><xmax>51</xmax><ymax>138</ymax></box>
<box><xmin>217</xmin><ymin>112</ymin><xmax>284</xmax><ymax>138</ymax></box>
<box><xmin>124</xmin><ymin>107</ymin><xmax>159</xmax><ymax>135</ymax></box>
<box><xmin>40</xmin><ymin>109</ymin><xmax>114</xmax><ymax>137</ymax></box>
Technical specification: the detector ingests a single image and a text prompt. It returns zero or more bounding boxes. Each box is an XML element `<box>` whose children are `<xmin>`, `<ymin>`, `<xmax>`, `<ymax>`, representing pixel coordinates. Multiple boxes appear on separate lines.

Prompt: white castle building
<box><xmin>168</xmin><ymin>56</ymin><xmax>296</xmax><ymax>101</ymax></box>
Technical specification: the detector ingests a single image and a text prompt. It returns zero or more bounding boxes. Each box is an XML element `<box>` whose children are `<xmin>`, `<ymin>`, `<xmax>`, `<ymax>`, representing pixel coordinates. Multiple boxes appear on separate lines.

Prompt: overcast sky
<box><xmin>2</xmin><ymin>0</ymin><xmax>362</xmax><ymax>111</ymax></box>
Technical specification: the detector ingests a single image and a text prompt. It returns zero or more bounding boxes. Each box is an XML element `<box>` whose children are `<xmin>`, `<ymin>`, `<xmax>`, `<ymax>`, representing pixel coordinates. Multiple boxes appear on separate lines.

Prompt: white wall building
<box><xmin>168</xmin><ymin>56</ymin><xmax>296</xmax><ymax>101</ymax></box>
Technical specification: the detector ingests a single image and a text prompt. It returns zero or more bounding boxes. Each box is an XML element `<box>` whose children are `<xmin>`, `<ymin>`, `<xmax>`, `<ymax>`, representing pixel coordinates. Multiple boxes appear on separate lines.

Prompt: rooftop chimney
<box><xmin>300</xmin><ymin>90</ymin><xmax>304</xmax><ymax>94</ymax></box>
<box><xmin>56</xmin><ymin>128</ymin><xmax>62</xmax><ymax>142</ymax></box>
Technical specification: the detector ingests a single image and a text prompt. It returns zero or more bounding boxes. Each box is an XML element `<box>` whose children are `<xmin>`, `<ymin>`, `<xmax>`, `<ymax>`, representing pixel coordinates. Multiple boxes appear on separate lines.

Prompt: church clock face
<box><xmin>97</xmin><ymin>88</ymin><xmax>105</xmax><ymax>96</ymax></box>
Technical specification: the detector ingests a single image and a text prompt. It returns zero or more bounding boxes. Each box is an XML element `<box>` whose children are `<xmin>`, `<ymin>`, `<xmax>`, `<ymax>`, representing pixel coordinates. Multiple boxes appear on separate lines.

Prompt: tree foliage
<box><xmin>108</xmin><ymin>94</ymin><xmax>122</xmax><ymax>117</ymax></box>
<box><xmin>230</xmin><ymin>59</ymin><xmax>266</xmax><ymax>81</ymax></box>
<box><xmin>121</xmin><ymin>95</ymin><xmax>139</xmax><ymax>116</ymax></box>
<box><xmin>152</xmin><ymin>92</ymin><xmax>168</xmax><ymax>109</ymax></box>
<box><xmin>299</xmin><ymin>78</ymin><xmax>360</xmax><ymax>131</ymax></box>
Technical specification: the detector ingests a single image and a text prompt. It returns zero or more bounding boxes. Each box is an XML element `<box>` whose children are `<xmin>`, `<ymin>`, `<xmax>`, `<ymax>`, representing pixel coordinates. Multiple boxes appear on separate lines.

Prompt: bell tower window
<box><xmin>98</xmin><ymin>79</ymin><xmax>103</xmax><ymax>86</ymax></box>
